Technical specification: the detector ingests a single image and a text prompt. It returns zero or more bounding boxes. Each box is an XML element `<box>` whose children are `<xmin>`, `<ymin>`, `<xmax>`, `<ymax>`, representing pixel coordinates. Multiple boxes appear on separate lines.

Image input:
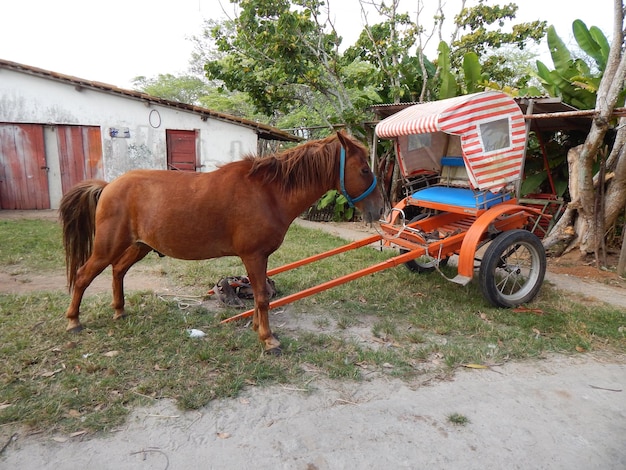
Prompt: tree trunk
<box><xmin>618</xmin><ymin>202</ymin><xmax>626</xmax><ymax>275</ymax></box>
<box><xmin>543</xmin><ymin>0</ymin><xmax>626</xmax><ymax>260</ymax></box>
<box><xmin>544</xmin><ymin>126</ymin><xmax>626</xmax><ymax>257</ymax></box>
<box><xmin>543</xmin><ymin>145</ymin><xmax>584</xmax><ymax>254</ymax></box>
<box><xmin>603</xmin><ymin>119</ymin><xmax>626</xmax><ymax>223</ymax></box>
<box><xmin>577</xmin><ymin>126</ymin><xmax>610</xmax><ymax>255</ymax></box>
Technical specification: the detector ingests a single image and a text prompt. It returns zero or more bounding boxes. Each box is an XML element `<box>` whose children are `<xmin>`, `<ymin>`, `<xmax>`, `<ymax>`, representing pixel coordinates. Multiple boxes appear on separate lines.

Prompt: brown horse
<box><xmin>59</xmin><ymin>132</ymin><xmax>383</xmax><ymax>353</ymax></box>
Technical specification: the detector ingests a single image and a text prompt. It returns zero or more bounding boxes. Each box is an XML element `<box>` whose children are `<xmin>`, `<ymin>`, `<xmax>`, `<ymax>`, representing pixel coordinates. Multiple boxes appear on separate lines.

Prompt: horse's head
<box><xmin>336</xmin><ymin>131</ymin><xmax>384</xmax><ymax>223</ymax></box>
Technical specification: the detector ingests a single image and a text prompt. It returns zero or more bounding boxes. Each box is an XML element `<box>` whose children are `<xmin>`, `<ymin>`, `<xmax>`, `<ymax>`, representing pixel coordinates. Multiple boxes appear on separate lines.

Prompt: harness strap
<box><xmin>339</xmin><ymin>146</ymin><xmax>377</xmax><ymax>208</ymax></box>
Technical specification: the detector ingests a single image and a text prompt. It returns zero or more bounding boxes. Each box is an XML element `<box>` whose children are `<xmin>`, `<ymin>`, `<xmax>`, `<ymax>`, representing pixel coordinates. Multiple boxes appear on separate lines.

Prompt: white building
<box><xmin>0</xmin><ymin>59</ymin><xmax>298</xmax><ymax>210</ymax></box>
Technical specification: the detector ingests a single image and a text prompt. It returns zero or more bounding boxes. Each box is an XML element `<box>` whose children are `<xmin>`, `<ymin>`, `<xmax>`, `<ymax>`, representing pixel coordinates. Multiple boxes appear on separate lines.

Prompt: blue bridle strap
<box><xmin>339</xmin><ymin>146</ymin><xmax>378</xmax><ymax>208</ymax></box>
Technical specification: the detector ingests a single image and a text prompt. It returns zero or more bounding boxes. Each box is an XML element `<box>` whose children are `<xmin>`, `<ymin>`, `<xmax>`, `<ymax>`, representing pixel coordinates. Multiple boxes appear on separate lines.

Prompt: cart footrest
<box><xmin>411</xmin><ymin>186</ymin><xmax>511</xmax><ymax>210</ymax></box>
<box><xmin>450</xmin><ymin>274</ymin><xmax>471</xmax><ymax>286</ymax></box>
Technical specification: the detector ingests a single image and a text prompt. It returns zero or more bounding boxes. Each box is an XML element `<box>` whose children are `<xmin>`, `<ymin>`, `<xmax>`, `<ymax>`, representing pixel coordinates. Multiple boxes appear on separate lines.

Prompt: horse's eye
<box><xmin>361</xmin><ymin>167</ymin><xmax>371</xmax><ymax>175</ymax></box>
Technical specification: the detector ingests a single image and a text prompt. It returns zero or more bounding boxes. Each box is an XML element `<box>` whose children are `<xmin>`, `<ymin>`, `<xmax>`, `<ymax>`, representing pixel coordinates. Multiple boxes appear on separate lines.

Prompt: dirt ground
<box><xmin>1</xmin><ymin>211</ymin><xmax>625</xmax><ymax>469</ymax></box>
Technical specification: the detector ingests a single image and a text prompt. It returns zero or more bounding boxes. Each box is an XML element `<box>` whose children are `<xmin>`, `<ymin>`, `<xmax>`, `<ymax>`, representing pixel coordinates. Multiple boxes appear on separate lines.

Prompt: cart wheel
<box><xmin>478</xmin><ymin>229</ymin><xmax>546</xmax><ymax>308</ymax></box>
<box><xmin>400</xmin><ymin>213</ymin><xmax>448</xmax><ymax>273</ymax></box>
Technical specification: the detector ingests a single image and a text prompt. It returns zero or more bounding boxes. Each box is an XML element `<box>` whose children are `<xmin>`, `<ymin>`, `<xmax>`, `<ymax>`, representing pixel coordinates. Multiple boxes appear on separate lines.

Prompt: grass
<box><xmin>1</xmin><ymin>218</ymin><xmax>625</xmax><ymax>436</ymax></box>
<box><xmin>447</xmin><ymin>413</ymin><xmax>470</xmax><ymax>426</ymax></box>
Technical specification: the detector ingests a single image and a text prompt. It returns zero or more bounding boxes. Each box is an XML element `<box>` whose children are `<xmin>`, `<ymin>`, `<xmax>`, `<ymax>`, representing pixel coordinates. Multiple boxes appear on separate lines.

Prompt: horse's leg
<box><xmin>111</xmin><ymin>243</ymin><xmax>152</xmax><ymax>320</ymax></box>
<box><xmin>242</xmin><ymin>256</ymin><xmax>281</xmax><ymax>354</ymax></box>
<box><xmin>65</xmin><ymin>256</ymin><xmax>110</xmax><ymax>332</ymax></box>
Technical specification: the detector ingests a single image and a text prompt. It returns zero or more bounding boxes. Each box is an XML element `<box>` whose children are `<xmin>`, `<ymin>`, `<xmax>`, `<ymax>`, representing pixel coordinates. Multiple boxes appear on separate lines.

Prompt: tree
<box><xmin>448</xmin><ymin>0</ymin><xmax>546</xmax><ymax>90</ymax></box>
<box><xmin>203</xmin><ymin>0</ymin><xmax>546</xmax><ymax>130</ymax></box>
<box><xmin>344</xmin><ymin>0</ymin><xmax>544</xmax><ymax>103</ymax></box>
<box><xmin>451</xmin><ymin>1</ymin><xmax>546</xmax><ymax>57</ymax></box>
<box><xmin>542</xmin><ymin>4</ymin><xmax>626</xmax><ymax>265</ymax></box>
<box><xmin>204</xmin><ymin>0</ymin><xmax>379</xmax><ymax>132</ymax></box>
<box><xmin>131</xmin><ymin>74</ymin><xmax>212</xmax><ymax>106</ymax></box>
<box><xmin>343</xmin><ymin>0</ymin><xmax>437</xmax><ymax>103</ymax></box>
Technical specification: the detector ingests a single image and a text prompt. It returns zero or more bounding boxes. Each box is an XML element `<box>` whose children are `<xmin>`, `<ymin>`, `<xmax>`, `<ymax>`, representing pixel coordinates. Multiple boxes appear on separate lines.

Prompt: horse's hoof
<box><xmin>67</xmin><ymin>324</ymin><xmax>84</xmax><ymax>333</ymax></box>
<box><xmin>264</xmin><ymin>346</ymin><xmax>282</xmax><ymax>356</ymax></box>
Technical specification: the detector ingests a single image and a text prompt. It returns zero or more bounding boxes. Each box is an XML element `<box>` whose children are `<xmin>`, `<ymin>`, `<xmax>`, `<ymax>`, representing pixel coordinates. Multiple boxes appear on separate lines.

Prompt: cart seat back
<box><xmin>440</xmin><ymin>156</ymin><xmax>469</xmax><ymax>187</ymax></box>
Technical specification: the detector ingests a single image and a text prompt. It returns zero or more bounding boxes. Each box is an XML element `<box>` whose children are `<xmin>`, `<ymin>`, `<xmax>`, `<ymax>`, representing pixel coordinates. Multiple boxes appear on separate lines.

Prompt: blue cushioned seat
<box><xmin>411</xmin><ymin>186</ymin><xmax>511</xmax><ymax>209</ymax></box>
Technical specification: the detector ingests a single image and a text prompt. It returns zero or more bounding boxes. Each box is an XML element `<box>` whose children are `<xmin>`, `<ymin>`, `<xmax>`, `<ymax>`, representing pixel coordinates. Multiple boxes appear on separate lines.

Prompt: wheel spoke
<box><xmin>479</xmin><ymin>230</ymin><xmax>546</xmax><ymax>308</ymax></box>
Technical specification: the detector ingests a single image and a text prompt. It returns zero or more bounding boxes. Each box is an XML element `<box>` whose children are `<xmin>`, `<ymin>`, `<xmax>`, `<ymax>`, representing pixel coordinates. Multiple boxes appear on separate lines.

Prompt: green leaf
<box><xmin>463</xmin><ymin>52</ymin><xmax>482</xmax><ymax>93</ymax></box>
<box><xmin>590</xmin><ymin>26</ymin><xmax>611</xmax><ymax>67</ymax></box>
<box><xmin>438</xmin><ymin>41</ymin><xmax>458</xmax><ymax>99</ymax></box>
<box><xmin>573</xmin><ymin>20</ymin><xmax>605</xmax><ymax>70</ymax></box>
<box><xmin>317</xmin><ymin>190</ymin><xmax>339</xmax><ymax>209</ymax></box>
<box><xmin>521</xmin><ymin>171</ymin><xmax>547</xmax><ymax>196</ymax></box>
<box><xmin>547</xmin><ymin>25</ymin><xmax>573</xmax><ymax>77</ymax></box>
<box><xmin>535</xmin><ymin>61</ymin><xmax>557</xmax><ymax>95</ymax></box>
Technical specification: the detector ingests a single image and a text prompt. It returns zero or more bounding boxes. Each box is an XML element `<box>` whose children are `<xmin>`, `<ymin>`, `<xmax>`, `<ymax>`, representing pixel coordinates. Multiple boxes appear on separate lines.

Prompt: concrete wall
<box><xmin>0</xmin><ymin>68</ymin><xmax>258</xmax><ymax>199</ymax></box>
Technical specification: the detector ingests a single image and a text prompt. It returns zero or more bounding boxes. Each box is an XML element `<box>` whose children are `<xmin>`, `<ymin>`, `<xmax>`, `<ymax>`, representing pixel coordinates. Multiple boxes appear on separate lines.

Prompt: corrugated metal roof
<box><xmin>370</xmin><ymin>95</ymin><xmax>596</xmax><ymax>134</ymax></box>
<box><xmin>0</xmin><ymin>58</ymin><xmax>300</xmax><ymax>142</ymax></box>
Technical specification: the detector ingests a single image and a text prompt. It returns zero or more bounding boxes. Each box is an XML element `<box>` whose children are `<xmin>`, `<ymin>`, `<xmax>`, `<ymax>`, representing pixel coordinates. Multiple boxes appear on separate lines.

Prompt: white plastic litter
<box><xmin>187</xmin><ymin>329</ymin><xmax>206</xmax><ymax>338</ymax></box>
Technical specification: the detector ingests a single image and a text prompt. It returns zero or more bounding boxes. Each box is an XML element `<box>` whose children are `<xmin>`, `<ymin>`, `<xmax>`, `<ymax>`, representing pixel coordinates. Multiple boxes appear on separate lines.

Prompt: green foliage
<box><xmin>572</xmin><ymin>20</ymin><xmax>610</xmax><ymax>71</ymax></box>
<box><xmin>462</xmin><ymin>52</ymin><xmax>484</xmax><ymax>93</ymax></box>
<box><xmin>453</xmin><ymin>1</ymin><xmax>546</xmax><ymax>55</ymax></box>
<box><xmin>534</xmin><ymin>21</ymin><xmax>616</xmax><ymax>109</ymax></box>
<box><xmin>197</xmin><ymin>89</ymin><xmax>259</xmax><ymax>118</ymax></box>
<box><xmin>131</xmin><ymin>74</ymin><xmax>212</xmax><ymax>105</ymax></box>
<box><xmin>131</xmin><ymin>1</ymin><xmax>550</xmax><ymax>129</ymax></box>
<box><xmin>342</xmin><ymin>8</ymin><xmax>435</xmax><ymax>103</ymax></box>
<box><xmin>202</xmin><ymin>0</ymin><xmax>547</xmax><ymax>125</ymax></box>
<box><xmin>520</xmin><ymin>131</ymin><xmax>586</xmax><ymax>198</ymax></box>
<box><xmin>205</xmin><ymin>0</ymin><xmax>365</xmax><ymax>127</ymax></box>
<box><xmin>315</xmin><ymin>190</ymin><xmax>355</xmax><ymax>222</ymax></box>
<box><xmin>438</xmin><ymin>41</ymin><xmax>459</xmax><ymax>99</ymax></box>
<box><xmin>450</xmin><ymin>0</ymin><xmax>546</xmax><ymax>87</ymax></box>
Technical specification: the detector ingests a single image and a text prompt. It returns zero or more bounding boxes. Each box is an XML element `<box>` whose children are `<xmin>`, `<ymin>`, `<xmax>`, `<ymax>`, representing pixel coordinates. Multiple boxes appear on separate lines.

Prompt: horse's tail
<box><xmin>58</xmin><ymin>180</ymin><xmax>108</xmax><ymax>291</ymax></box>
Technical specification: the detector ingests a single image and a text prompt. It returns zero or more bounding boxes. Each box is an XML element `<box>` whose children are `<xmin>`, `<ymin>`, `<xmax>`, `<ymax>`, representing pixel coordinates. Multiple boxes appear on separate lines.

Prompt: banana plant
<box><xmin>572</xmin><ymin>19</ymin><xmax>610</xmax><ymax>71</ymax></box>
<box><xmin>462</xmin><ymin>52</ymin><xmax>485</xmax><ymax>93</ymax></box>
<box><xmin>438</xmin><ymin>42</ymin><xmax>491</xmax><ymax>97</ymax></box>
<box><xmin>534</xmin><ymin>21</ymin><xmax>617</xmax><ymax>110</ymax></box>
<box><xmin>437</xmin><ymin>41</ymin><xmax>459</xmax><ymax>99</ymax></box>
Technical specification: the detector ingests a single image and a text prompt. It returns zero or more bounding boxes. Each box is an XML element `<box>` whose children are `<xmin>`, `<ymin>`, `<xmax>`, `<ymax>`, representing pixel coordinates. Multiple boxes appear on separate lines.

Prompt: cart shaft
<box><xmin>220</xmin><ymin>247</ymin><xmax>428</xmax><ymax>324</ymax></box>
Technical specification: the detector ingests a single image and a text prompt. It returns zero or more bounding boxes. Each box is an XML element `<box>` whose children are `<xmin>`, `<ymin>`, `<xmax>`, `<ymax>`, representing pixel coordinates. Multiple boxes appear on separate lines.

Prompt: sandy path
<box><xmin>2</xmin><ymin>354</ymin><xmax>625</xmax><ymax>469</ymax></box>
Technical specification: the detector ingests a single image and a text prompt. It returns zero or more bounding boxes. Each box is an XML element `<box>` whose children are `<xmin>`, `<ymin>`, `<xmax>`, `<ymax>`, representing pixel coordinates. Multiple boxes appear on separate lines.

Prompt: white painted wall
<box><xmin>0</xmin><ymin>67</ymin><xmax>259</xmax><ymax>207</ymax></box>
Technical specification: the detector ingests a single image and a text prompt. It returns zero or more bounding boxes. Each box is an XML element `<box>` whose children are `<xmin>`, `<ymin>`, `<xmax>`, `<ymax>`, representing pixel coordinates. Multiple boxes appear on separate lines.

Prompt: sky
<box><xmin>0</xmin><ymin>0</ymin><xmax>616</xmax><ymax>90</ymax></box>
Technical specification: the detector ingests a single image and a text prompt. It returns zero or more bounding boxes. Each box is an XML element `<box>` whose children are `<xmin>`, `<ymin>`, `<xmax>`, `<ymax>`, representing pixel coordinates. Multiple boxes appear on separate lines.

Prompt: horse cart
<box><xmin>223</xmin><ymin>91</ymin><xmax>549</xmax><ymax>325</ymax></box>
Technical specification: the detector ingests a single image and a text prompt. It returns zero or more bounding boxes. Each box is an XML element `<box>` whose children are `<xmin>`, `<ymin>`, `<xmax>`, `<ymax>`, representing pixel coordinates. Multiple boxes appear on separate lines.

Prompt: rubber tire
<box><xmin>478</xmin><ymin>229</ymin><xmax>546</xmax><ymax>308</ymax></box>
<box><xmin>400</xmin><ymin>213</ymin><xmax>448</xmax><ymax>273</ymax></box>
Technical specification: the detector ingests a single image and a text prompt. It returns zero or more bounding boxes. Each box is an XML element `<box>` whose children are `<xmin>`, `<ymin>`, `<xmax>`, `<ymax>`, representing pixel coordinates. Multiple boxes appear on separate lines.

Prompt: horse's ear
<box><xmin>336</xmin><ymin>130</ymin><xmax>351</xmax><ymax>148</ymax></box>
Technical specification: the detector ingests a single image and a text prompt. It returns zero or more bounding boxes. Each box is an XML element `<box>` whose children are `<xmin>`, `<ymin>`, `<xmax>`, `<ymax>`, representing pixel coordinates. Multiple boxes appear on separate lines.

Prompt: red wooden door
<box><xmin>57</xmin><ymin>125</ymin><xmax>103</xmax><ymax>193</ymax></box>
<box><xmin>0</xmin><ymin>123</ymin><xmax>50</xmax><ymax>209</ymax></box>
<box><xmin>166</xmin><ymin>130</ymin><xmax>198</xmax><ymax>171</ymax></box>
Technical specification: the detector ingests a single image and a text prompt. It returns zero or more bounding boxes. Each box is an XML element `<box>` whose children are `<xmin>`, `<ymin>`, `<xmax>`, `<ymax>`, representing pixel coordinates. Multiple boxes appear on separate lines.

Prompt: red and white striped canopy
<box><xmin>375</xmin><ymin>91</ymin><xmax>527</xmax><ymax>190</ymax></box>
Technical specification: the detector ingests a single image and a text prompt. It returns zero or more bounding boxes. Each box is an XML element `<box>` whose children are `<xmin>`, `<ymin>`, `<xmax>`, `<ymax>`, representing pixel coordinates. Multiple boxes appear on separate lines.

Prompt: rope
<box><xmin>156</xmin><ymin>293</ymin><xmax>204</xmax><ymax>311</ymax></box>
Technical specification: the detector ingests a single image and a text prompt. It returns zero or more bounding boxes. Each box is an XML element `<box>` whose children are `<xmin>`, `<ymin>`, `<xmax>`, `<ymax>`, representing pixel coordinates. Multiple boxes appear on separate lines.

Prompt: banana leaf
<box><xmin>547</xmin><ymin>25</ymin><xmax>574</xmax><ymax>78</ymax></box>
<box><xmin>463</xmin><ymin>52</ymin><xmax>482</xmax><ymax>93</ymax></box>
<box><xmin>573</xmin><ymin>20</ymin><xmax>606</xmax><ymax>70</ymax></box>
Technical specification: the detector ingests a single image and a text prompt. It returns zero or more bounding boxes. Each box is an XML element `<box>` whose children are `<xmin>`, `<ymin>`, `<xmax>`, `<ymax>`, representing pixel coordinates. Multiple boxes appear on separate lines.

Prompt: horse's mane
<box><xmin>243</xmin><ymin>133</ymin><xmax>345</xmax><ymax>193</ymax></box>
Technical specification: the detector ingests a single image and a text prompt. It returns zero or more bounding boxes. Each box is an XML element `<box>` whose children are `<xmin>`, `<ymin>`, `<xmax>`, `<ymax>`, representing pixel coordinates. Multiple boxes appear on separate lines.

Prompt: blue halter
<box><xmin>339</xmin><ymin>146</ymin><xmax>378</xmax><ymax>208</ymax></box>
